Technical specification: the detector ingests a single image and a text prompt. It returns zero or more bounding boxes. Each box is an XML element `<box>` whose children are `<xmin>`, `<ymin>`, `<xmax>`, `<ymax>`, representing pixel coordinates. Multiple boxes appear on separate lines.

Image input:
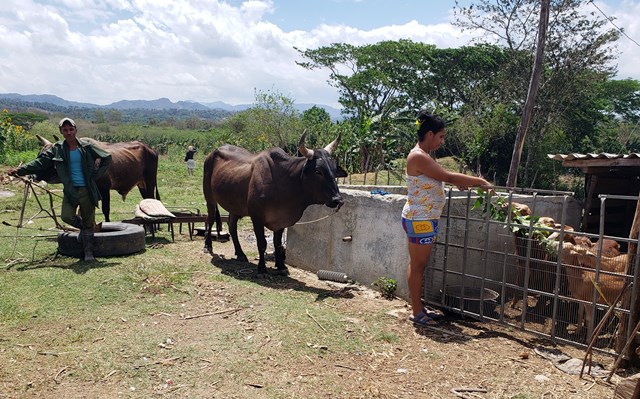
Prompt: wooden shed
<box><xmin>548</xmin><ymin>153</ymin><xmax>640</xmax><ymax>244</ymax></box>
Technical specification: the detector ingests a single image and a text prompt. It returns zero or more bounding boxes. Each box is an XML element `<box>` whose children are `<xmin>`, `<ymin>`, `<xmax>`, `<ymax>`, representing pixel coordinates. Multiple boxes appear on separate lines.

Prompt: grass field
<box><xmin>0</xmin><ymin>146</ymin><xmax>618</xmax><ymax>399</ymax></box>
<box><xmin>0</xmin><ymin>147</ymin><xmax>413</xmax><ymax>398</ymax></box>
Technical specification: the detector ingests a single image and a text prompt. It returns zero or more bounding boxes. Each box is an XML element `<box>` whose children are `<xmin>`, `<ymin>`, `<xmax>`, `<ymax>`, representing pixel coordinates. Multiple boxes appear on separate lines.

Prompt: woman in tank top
<box><xmin>403</xmin><ymin>110</ymin><xmax>492</xmax><ymax>326</ymax></box>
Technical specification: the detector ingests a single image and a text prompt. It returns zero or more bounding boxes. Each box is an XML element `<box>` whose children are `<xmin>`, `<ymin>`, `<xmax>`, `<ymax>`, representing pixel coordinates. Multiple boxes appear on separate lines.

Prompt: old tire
<box><xmin>57</xmin><ymin>222</ymin><xmax>146</xmax><ymax>258</ymax></box>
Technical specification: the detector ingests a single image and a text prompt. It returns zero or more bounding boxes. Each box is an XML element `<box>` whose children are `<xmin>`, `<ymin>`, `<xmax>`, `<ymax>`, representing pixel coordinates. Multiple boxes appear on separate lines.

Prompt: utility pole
<box><xmin>506</xmin><ymin>0</ymin><xmax>550</xmax><ymax>188</ymax></box>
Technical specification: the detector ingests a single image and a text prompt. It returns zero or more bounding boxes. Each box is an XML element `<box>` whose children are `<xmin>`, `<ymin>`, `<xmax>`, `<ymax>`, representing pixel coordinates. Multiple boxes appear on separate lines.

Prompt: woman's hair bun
<box><xmin>416</xmin><ymin>109</ymin><xmax>432</xmax><ymax>122</ymax></box>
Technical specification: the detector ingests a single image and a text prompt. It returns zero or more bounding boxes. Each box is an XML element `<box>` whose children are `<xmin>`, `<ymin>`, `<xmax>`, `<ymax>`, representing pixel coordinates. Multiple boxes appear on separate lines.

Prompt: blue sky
<box><xmin>265</xmin><ymin>0</ymin><xmax>469</xmax><ymax>31</ymax></box>
<box><xmin>0</xmin><ymin>0</ymin><xmax>637</xmax><ymax>108</ymax></box>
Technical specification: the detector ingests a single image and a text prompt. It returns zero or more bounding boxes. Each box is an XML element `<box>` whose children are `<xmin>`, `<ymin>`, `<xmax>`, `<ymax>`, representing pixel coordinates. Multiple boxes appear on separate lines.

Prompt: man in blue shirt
<box><xmin>8</xmin><ymin>117</ymin><xmax>112</xmax><ymax>262</ymax></box>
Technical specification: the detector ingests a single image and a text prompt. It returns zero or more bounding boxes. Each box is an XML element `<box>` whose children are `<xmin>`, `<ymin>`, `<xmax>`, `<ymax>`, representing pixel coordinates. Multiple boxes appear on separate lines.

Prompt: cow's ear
<box><xmin>336</xmin><ymin>165</ymin><xmax>348</xmax><ymax>178</ymax></box>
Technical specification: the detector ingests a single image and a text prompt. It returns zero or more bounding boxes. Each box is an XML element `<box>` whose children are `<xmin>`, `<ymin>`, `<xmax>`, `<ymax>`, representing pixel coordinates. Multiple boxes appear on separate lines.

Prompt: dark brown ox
<box><xmin>203</xmin><ymin>133</ymin><xmax>347</xmax><ymax>275</ymax></box>
<box><xmin>35</xmin><ymin>135</ymin><xmax>161</xmax><ymax>222</ymax></box>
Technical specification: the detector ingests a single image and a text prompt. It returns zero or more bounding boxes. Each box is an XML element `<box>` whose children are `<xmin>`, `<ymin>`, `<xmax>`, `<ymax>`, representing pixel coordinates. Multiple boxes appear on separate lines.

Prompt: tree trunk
<box><xmin>506</xmin><ymin>0</ymin><xmax>550</xmax><ymax>188</ymax></box>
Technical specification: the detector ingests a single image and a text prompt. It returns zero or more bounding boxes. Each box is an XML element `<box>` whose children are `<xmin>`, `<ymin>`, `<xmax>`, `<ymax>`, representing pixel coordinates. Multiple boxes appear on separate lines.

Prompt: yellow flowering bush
<box><xmin>0</xmin><ymin>109</ymin><xmax>37</xmax><ymax>163</ymax></box>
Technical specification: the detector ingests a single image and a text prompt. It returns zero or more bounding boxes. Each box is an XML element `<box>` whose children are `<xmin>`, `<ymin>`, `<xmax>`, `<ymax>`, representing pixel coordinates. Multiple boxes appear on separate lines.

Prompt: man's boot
<box><xmin>75</xmin><ymin>215</ymin><xmax>83</xmax><ymax>243</ymax></box>
<box><xmin>82</xmin><ymin>229</ymin><xmax>96</xmax><ymax>262</ymax></box>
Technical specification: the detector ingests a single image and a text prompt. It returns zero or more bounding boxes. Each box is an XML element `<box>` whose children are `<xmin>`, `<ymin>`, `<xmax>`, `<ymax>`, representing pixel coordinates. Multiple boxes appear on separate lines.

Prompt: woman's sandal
<box><xmin>409</xmin><ymin>310</ymin><xmax>438</xmax><ymax>326</ymax></box>
<box><xmin>423</xmin><ymin>307</ymin><xmax>444</xmax><ymax>319</ymax></box>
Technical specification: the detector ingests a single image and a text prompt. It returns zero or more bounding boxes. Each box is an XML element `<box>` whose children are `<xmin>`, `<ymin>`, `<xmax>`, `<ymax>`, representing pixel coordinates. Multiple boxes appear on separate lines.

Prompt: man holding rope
<box><xmin>7</xmin><ymin>117</ymin><xmax>112</xmax><ymax>262</ymax></box>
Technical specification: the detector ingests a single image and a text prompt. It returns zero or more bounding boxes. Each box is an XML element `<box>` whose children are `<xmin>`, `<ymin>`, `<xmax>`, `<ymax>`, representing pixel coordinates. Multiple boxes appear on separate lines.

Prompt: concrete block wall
<box><xmin>287</xmin><ymin>189</ymin><xmax>410</xmax><ymax>297</ymax></box>
<box><xmin>286</xmin><ymin>188</ymin><xmax>582</xmax><ymax>302</ymax></box>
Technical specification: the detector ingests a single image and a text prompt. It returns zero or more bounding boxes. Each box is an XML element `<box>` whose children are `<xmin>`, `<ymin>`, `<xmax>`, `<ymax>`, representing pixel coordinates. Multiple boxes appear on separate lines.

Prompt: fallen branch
<box><xmin>170</xmin><ymin>285</ymin><xmax>190</xmax><ymax>295</ymax></box>
<box><xmin>306</xmin><ymin>309</ymin><xmax>327</xmax><ymax>332</ymax></box>
<box><xmin>245</xmin><ymin>382</ymin><xmax>263</xmax><ymax>388</ymax></box>
<box><xmin>182</xmin><ymin>308</ymin><xmax>242</xmax><ymax>320</ymax></box>
<box><xmin>451</xmin><ymin>386</ymin><xmax>487</xmax><ymax>398</ymax></box>
<box><xmin>102</xmin><ymin>370</ymin><xmax>117</xmax><ymax>381</ymax></box>
<box><xmin>335</xmin><ymin>363</ymin><xmax>357</xmax><ymax>371</ymax></box>
<box><xmin>134</xmin><ymin>356</ymin><xmax>183</xmax><ymax>369</ymax></box>
<box><xmin>155</xmin><ymin>356</ymin><xmax>182</xmax><ymax>365</ymax></box>
<box><xmin>53</xmin><ymin>366</ymin><xmax>69</xmax><ymax>384</ymax></box>
<box><xmin>38</xmin><ymin>351</ymin><xmax>67</xmax><ymax>356</ymax></box>
<box><xmin>155</xmin><ymin>312</ymin><xmax>173</xmax><ymax>317</ymax></box>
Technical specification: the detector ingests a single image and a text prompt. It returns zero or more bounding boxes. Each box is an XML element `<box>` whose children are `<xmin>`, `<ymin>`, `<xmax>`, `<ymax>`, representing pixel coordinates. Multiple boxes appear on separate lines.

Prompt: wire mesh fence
<box><xmin>423</xmin><ymin>187</ymin><xmax>639</xmax><ymax>356</ymax></box>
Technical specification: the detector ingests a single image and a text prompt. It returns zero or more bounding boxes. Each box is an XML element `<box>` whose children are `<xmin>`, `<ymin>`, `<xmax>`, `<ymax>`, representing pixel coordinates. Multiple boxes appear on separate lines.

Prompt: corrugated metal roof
<box><xmin>547</xmin><ymin>153</ymin><xmax>640</xmax><ymax>161</ymax></box>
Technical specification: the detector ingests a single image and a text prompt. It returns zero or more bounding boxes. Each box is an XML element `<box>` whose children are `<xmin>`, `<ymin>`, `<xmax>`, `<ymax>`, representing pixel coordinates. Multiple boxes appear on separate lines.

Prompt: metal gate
<box><xmin>423</xmin><ymin>187</ymin><xmax>639</xmax><ymax>355</ymax></box>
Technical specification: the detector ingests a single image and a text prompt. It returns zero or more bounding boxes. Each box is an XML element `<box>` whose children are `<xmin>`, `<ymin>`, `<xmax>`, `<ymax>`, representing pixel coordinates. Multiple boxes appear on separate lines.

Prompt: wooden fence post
<box><xmin>616</xmin><ymin>199</ymin><xmax>640</xmax><ymax>364</ymax></box>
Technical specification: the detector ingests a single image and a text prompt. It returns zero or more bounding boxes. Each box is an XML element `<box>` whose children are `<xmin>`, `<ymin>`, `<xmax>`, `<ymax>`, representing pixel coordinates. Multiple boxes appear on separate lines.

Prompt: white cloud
<box><xmin>0</xmin><ymin>0</ymin><xmax>637</xmax><ymax>108</ymax></box>
<box><xmin>610</xmin><ymin>1</ymin><xmax>640</xmax><ymax>80</ymax></box>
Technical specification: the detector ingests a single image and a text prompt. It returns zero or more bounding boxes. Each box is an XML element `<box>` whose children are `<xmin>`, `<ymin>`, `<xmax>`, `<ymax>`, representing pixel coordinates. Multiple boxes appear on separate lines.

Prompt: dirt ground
<box><xmin>1</xmin><ymin>228</ymin><xmax>634</xmax><ymax>399</ymax></box>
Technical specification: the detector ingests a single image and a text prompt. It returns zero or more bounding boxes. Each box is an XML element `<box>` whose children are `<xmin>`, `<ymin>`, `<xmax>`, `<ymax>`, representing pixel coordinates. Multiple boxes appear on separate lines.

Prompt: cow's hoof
<box><xmin>203</xmin><ymin>246</ymin><xmax>212</xmax><ymax>254</ymax></box>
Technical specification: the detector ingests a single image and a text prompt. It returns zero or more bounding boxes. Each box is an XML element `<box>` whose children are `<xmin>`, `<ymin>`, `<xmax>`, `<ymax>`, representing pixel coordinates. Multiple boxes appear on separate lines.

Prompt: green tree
<box><xmin>454</xmin><ymin>0</ymin><xmax>621</xmax><ymax>187</ymax></box>
<box><xmin>602</xmin><ymin>79</ymin><xmax>640</xmax><ymax>124</ymax></box>
<box><xmin>297</xmin><ymin>41</ymin><xmax>407</xmax><ymax>172</ymax></box>
<box><xmin>5</xmin><ymin>111</ymin><xmax>47</xmax><ymax>131</ymax></box>
<box><xmin>221</xmin><ymin>89</ymin><xmax>302</xmax><ymax>153</ymax></box>
<box><xmin>297</xmin><ymin>40</ymin><xmax>515</xmax><ymax>175</ymax></box>
<box><xmin>300</xmin><ymin>106</ymin><xmax>334</xmax><ymax>148</ymax></box>
<box><xmin>94</xmin><ymin>109</ymin><xmax>106</xmax><ymax>124</ymax></box>
<box><xmin>107</xmin><ymin>109</ymin><xmax>123</xmax><ymax>124</ymax></box>
<box><xmin>30</xmin><ymin>121</ymin><xmax>59</xmax><ymax>142</ymax></box>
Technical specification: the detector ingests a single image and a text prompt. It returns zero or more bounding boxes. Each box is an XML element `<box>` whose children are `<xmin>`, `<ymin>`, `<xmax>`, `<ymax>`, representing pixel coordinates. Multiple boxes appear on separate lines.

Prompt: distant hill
<box><xmin>199</xmin><ymin>101</ymin><xmax>252</xmax><ymax>112</ymax></box>
<box><xmin>0</xmin><ymin>94</ymin><xmax>232</xmax><ymax>124</ymax></box>
<box><xmin>0</xmin><ymin>93</ymin><xmax>98</xmax><ymax>108</ymax></box>
<box><xmin>105</xmin><ymin>98</ymin><xmax>210</xmax><ymax>111</ymax></box>
<box><xmin>0</xmin><ymin>93</ymin><xmax>343</xmax><ymax>120</ymax></box>
<box><xmin>199</xmin><ymin>101</ymin><xmax>342</xmax><ymax>120</ymax></box>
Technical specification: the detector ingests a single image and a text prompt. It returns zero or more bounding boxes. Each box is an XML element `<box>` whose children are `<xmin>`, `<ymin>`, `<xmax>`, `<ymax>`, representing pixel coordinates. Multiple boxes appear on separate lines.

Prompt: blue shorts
<box><xmin>402</xmin><ymin>217</ymin><xmax>438</xmax><ymax>245</ymax></box>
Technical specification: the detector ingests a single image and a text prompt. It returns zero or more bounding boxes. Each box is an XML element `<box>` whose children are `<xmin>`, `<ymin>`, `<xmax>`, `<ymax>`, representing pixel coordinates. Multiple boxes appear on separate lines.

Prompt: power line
<box><xmin>588</xmin><ymin>0</ymin><xmax>640</xmax><ymax>47</ymax></box>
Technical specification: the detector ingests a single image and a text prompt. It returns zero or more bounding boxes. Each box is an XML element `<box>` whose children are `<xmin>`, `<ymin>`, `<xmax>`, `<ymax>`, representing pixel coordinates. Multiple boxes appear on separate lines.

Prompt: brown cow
<box><xmin>557</xmin><ymin>241</ymin><xmax>628</xmax><ymax>340</ymax></box>
<box><xmin>202</xmin><ymin>132</ymin><xmax>347</xmax><ymax>275</ymax></box>
<box><xmin>34</xmin><ymin>135</ymin><xmax>160</xmax><ymax>222</ymax></box>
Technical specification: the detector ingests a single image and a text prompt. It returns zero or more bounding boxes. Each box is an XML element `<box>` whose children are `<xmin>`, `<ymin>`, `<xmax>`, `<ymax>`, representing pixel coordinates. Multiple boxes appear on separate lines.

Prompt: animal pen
<box><xmin>423</xmin><ymin>186</ymin><xmax>640</xmax><ymax>358</ymax></box>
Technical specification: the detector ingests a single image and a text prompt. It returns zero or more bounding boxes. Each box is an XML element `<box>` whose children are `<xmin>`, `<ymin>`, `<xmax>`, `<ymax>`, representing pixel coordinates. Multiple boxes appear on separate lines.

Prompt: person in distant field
<box><xmin>7</xmin><ymin>117</ymin><xmax>112</xmax><ymax>262</ymax></box>
<box><xmin>185</xmin><ymin>145</ymin><xmax>196</xmax><ymax>176</ymax></box>
<box><xmin>403</xmin><ymin>110</ymin><xmax>492</xmax><ymax>327</ymax></box>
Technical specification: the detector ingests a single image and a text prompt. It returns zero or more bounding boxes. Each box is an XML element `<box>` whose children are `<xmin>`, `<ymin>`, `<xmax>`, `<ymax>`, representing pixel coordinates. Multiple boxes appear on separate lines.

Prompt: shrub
<box><xmin>373</xmin><ymin>277</ymin><xmax>397</xmax><ymax>300</ymax></box>
<box><xmin>0</xmin><ymin>109</ymin><xmax>39</xmax><ymax>164</ymax></box>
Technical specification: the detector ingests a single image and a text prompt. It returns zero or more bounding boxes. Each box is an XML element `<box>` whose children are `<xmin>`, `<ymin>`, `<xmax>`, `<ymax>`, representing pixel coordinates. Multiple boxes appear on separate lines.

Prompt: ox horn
<box><xmin>36</xmin><ymin>134</ymin><xmax>52</xmax><ymax>146</ymax></box>
<box><xmin>53</xmin><ymin>134</ymin><xmax>61</xmax><ymax>141</ymax></box>
<box><xmin>324</xmin><ymin>133</ymin><xmax>341</xmax><ymax>155</ymax></box>
<box><xmin>298</xmin><ymin>130</ymin><xmax>314</xmax><ymax>159</ymax></box>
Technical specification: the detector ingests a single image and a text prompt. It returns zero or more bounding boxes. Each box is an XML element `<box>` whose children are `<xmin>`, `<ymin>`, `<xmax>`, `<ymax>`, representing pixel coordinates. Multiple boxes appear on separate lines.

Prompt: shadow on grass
<box><xmin>209</xmin><ymin>255</ymin><xmax>356</xmax><ymax>302</ymax></box>
<box><xmin>7</xmin><ymin>251</ymin><xmax>145</xmax><ymax>274</ymax></box>
<box><xmin>144</xmin><ymin>236</ymin><xmax>173</xmax><ymax>246</ymax></box>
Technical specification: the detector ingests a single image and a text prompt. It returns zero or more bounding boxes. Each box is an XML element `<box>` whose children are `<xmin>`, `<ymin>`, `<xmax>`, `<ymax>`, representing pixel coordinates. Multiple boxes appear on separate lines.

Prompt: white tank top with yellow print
<box><xmin>402</xmin><ymin>150</ymin><xmax>446</xmax><ymax>220</ymax></box>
